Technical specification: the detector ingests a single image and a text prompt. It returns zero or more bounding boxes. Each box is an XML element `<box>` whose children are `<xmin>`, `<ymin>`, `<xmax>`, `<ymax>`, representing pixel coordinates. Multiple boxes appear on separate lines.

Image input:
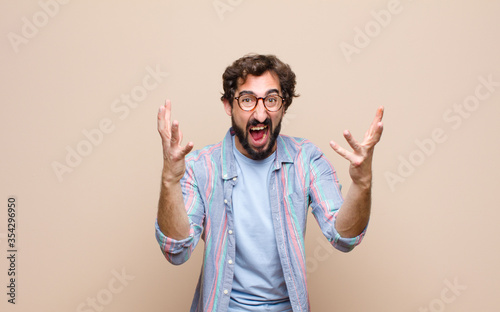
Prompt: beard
<box><xmin>232</xmin><ymin>115</ymin><xmax>282</xmax><ymax>160</ymax></box>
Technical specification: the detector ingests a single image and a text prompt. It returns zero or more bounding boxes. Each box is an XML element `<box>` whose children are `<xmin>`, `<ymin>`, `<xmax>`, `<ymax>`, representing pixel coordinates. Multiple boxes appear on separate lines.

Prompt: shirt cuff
<box><xmin>331</xmin><ymin>222</ymin><xmax>368</xmax><ymax>253</ymax></box>
<box><xmin>155</xmin><ymin>219</ymin><xmax>195</xmax><ymax>255</ymax></box>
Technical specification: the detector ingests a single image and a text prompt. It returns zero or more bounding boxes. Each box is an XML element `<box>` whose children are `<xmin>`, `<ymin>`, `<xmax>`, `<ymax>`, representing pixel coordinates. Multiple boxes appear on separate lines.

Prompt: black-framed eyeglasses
<box><xmin>234</xmin><ymin>94</ymin><xmax>284</xmax><ymax>112</ymax></box>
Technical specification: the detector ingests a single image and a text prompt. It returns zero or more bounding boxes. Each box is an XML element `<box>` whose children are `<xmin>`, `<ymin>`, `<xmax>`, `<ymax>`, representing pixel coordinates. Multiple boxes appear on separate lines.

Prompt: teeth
<box><xmin>250</xmin><ymin>126</ymin><xmax>267</xmax><ymax>131</ymax></box>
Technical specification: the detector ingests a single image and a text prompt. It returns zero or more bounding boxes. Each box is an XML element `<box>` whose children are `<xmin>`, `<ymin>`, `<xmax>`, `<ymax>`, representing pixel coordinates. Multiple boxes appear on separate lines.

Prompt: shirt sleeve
<box><xmin>155</xmin><ymin>160</ymin><xmax>206</xmax><ymax>265</ymax></box>
<box><xmin>308</xmin><ymin>148</ymin><xmax>367</xmax><ymax>252</ymax></box>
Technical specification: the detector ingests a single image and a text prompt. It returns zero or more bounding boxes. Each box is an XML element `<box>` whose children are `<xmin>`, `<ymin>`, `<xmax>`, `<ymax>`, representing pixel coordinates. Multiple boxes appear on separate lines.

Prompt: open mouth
<box><xmin>249</xmin><ymin>125</ymin><xmax>269</xmax><ymax>145</ymax></box>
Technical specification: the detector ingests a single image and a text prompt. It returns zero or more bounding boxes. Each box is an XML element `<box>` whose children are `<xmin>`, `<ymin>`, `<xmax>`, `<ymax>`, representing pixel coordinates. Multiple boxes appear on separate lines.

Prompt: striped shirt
<box><xmin>155</xmin><ymin>128</ymin><xmax>367</xmax><ymax>312</ymax></box>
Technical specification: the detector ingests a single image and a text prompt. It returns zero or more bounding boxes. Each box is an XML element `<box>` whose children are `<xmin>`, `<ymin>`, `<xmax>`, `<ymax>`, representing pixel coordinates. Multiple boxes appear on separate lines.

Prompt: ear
<box><xmin>223</xmin><ymin>99</ymin><xmax>232</xmax><ymax>116</ymax></box>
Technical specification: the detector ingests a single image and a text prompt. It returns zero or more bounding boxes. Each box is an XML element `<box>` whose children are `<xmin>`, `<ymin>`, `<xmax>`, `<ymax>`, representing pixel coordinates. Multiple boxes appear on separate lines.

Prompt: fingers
<box><xmin>366</xmin><ymin>106</ymin><xmax>384</xmax><ymax>140</ymax></box>
<box><xmin>372</xmin><ymin>121</ymin><xmax>384</xmax><ymax>143</ymax></box>
<box><xmin>172</xmin><ymin>121</ymin><xmax>194</xmax><ymax>155</ymax></box>
<box><xmin>330</xmin><ymin>140</ymin><xmax>355</xmax><ymax>163</ymax></box>
<box><xmin>159</xmin><ymin>100</ymin><xmax>193</xmax><ymax>156</ymax></box>
<box><xmin>157</xmin><ymin>105</ymin><xmax>165</xmax><ymax>134</ymax></box>
<box><xmin>359</xmin><ymin>106</ymin><xmax>384</xmax><ymax>148</ymax></box>
<box><xmin>181</xmin><ymin>141</ymin><xmax>194</xmax><ymax>157</ymax></box>
<box><xmin>343</xmin><ymin>130</ymin><xmax>361</xmax><ymax>152</ymax></box>
<box><xmin>329</xmin><ymin>107</ymin><xmax>384</xmax><ymax>169</ymax></box>
<box><xmin>170</xmin><ymin>120</ymin><xmax>181</xmax><ymax>147</ymax></box>
<box><xmin>163</xmin><ymin>99</ymin><xmax>172</xmax><ymax>125</ymax></box>
<box><xmin>157</xmin><ymin>99</ymin><xmax>172</xmax><ymax>137</ymax></box>
<box><xmin>376</xmin><ymin>105</ymin><xmax>384</xmax><ymax>120</ymax></box>
<box><xmin>371</xmin><ymin>106</ymin><xmax>384</xmax><ymax>126</ymax></box>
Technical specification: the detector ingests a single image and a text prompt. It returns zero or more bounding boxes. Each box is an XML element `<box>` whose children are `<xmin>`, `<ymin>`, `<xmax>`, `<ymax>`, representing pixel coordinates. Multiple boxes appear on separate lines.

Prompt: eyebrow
<box><xmin>238</xmin><ymin>89</ymin><xmax>280</xmax><ymax>96</ymax></box>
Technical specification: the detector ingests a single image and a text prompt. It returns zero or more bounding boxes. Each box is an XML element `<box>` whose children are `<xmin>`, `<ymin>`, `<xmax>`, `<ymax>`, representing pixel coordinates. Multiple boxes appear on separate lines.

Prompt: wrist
<box><xmin>161</xmin><ymin>168</ymin><xmax>182</xmax><ymax>187</ymax></box>
<box><xmin>351</xmin><ymin>176</ymin><xmax>372</xmax><ymax>191</ymax></box>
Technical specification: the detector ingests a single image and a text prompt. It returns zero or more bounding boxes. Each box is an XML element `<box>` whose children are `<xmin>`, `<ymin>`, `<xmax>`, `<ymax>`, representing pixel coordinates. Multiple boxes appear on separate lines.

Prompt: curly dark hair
<box><xmin>220</xmin><ymin>54</ymin><xmax>299</xmax><ymax>111</ymax></box>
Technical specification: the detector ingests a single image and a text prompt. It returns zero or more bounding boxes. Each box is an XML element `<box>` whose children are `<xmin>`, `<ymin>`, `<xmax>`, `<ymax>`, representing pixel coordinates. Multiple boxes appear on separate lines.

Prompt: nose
<box><xmin>253</xmin><ymin>98</ymin><xmax>269</xmax><ymax>122</ymax></box>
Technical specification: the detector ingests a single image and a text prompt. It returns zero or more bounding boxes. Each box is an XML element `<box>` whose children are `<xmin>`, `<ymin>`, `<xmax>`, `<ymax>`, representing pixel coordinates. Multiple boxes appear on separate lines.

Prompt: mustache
<box><xmin>247</xmin><ymin>118</ymin><xmax>271</xmax><ymax>129</ymax></box>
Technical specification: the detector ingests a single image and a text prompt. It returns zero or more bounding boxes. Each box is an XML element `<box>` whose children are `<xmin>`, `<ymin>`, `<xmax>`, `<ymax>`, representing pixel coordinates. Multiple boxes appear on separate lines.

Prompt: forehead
<box><xmin>237</xmin><ymin>71</ymin><xmax>281</xmax><ymax>94</ymax></box>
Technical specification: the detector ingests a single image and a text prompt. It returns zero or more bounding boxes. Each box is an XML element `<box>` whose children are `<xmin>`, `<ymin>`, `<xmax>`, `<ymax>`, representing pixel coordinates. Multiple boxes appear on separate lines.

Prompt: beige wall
<box><xmin>1</xmin><ymin>1</ymin><xmax>499</xmax><ymax>311</ymax></box>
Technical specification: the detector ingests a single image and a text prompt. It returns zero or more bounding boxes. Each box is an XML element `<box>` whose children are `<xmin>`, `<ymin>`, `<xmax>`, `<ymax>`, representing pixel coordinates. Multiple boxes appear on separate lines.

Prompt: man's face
<box><xmin>224</xmin><ymin>71</ymin><xmax>285</xmax><ymax>160</ymax></box>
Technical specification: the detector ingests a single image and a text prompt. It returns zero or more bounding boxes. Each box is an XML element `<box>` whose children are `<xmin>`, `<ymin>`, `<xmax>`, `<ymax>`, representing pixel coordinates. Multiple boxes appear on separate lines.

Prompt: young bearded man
<box><xmin>155</xmin><ymin>54</ymin><xmax>384</xmax><ymax>312</ymax></box>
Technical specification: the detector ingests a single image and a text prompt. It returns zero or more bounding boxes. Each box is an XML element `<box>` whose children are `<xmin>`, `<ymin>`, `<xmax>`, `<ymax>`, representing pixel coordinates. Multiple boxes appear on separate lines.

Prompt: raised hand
<box><xmin>157</xmin><ymin>99</ymin><xmax>194</xmax><ymax>184</ymax></box>
<box><xmin>329</xmin><ymin>106</ymin><xmax>384</xmax><ymax>188</ymax></box>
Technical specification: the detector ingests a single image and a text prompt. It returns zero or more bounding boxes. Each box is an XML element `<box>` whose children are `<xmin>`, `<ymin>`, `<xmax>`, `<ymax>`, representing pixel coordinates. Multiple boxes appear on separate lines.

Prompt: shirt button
<box><xmin>228</xmin><ymin>230</ymin><xmax>233</xmax><ymax>234</ymax></box>
<box><xmin>224</xmin><ymin>289</ymin><xmax>228</xmax><ymax>295</ymax></box>
<box><xmin>228</xmin><ymin>259</ymin><xmax>233</xmax><ymax>264</ymax></box>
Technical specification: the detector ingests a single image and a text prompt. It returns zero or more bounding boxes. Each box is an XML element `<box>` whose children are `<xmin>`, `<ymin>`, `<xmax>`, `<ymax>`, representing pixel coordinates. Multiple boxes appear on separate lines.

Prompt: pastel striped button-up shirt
<box><xmin>155</xmin><ymin>128</ymin><xmax>367</xmax><ymax>312</ymax></box>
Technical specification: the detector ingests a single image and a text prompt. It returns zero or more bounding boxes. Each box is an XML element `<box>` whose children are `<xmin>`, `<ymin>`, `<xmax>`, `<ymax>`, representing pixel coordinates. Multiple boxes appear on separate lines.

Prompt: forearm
<box><xmin>157</xmin><ymin>169</ymin><xmax>190</xmax><ymax>240</ymax></box>
<box><xmin>335</xmin><ymin>181</ymin><xmax>371</xmax><ymax>238</ymax></box>
<box><xmin>328</xmin><ymin>106</ymin><xmax>383</xmax><ymax>238</ymax></box>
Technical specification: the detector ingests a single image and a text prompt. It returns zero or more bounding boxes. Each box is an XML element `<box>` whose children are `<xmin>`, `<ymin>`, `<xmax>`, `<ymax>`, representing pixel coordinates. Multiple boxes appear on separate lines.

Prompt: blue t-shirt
<box><xmin>229</xmin><ymin>138</ymin><xmax>292</xmax><ymax>311</ymax></box>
